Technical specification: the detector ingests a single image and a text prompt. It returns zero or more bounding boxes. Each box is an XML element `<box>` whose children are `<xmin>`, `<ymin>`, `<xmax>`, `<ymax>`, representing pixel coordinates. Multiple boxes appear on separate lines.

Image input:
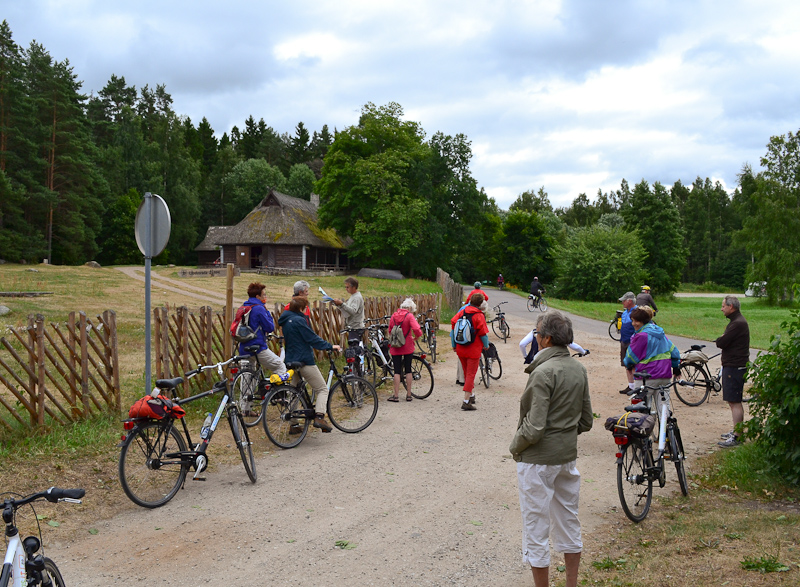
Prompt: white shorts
<box><xmin>517</xmin><ymin>460</ymin><xmax>582</xmax><ymax>568</ymax></box>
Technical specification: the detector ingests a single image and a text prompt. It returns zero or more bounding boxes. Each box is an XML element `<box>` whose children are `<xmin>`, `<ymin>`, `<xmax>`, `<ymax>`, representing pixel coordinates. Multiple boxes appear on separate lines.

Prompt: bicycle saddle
<box><xmin>286</xmin><ymin>361</ymin><xmax>305</xmax><ymax>370</ymax></box>
<box><xmin>624</xmin><ymin>404</ymin><xmax>650</xmax><ymax>414</ymax></box>
<box><xmin>244</xmin><ymin>344</ymin><xmax>260</xmax><ymax>353</ymax></box>
<box><xmin>690</xmin><ymin>344</ymin><xmax>706</xmax><ymax>351</ymax></box>
<box><xmin>156</xmin><ymin>377</ymin><xmax>184</xmax><ymax>390</ymax></box>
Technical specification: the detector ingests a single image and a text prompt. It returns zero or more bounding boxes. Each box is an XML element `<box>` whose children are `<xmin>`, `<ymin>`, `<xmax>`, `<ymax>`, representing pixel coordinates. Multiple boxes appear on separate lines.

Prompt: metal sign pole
<box><xmin>144</xmin><ymin>193</ymin><xmax>152</xmax><ymax>395</ymax></box>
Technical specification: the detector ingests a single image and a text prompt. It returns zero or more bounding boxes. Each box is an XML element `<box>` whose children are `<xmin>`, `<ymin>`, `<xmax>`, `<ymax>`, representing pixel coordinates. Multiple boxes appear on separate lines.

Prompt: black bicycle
<box><xmin>361</xmin><ymin>321</ymin><xmax>435</xmax><ymax>399</ymax></box>
<box><xmin>676</xmin><ymin>344</ymin><xmax>722</xmax><ymax>406</ymax></box>
<box><xmin>262</xmin><ymin>350</ymin><xmax>378</xmax><ymax>449</ymax></box>
<box><xmin>118</xmin><ymin>356</ymin><xmax>257</xmax><ymax>508</ymax></box>
<box><xmin>1</xmin><ymin>487</ymin><xmax>84</xmax><ymax>586</ymax></box>
<box><xmin>489</xmin><ymin>302</ymin><xmax>511</xmax><ymax>343</ymax></box>
<box><xmin>526</xmin><ymin>293</ymin><xmax>548</xmax><ymax>312</ymax></box>
<box><xmin>415</xmin><ymin>307</ymin><xmax>438</xmax><ymax>363</ymax></box>
<box><xmin>608</xmin><ymin>310</ymin><xmax>622</xmax><ymax>341</ymax></box>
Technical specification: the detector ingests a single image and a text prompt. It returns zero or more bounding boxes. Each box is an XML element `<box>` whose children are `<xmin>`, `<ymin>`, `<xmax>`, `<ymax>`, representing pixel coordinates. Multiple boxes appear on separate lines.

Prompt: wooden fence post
<box><xmin>26</xmin><ymin>315</ymin><xmax>36</xmax><ymax>426</ymax></box>
<box><xmin>107</xmin><ymin>310</ymin><xmax>121</xmax><ymax>412</ymax></box>
<box><xmin>34</xmin><ymin>314</ymin><xmax>46</xmax><ymax>427</ymax></box>
<box><xmin>225</xmin><ymin>263</ymin><xmax>234</xmax><ymax>359</ymax></box>
<box><xmin>67</xmin><ymin>312</ymin><xmax>80</xmax><ymax>418</ymax></box>
<box><xmin>79</xmin><ymin>312</ymin><xmax>91</xmax><ymax>415</ymax></box>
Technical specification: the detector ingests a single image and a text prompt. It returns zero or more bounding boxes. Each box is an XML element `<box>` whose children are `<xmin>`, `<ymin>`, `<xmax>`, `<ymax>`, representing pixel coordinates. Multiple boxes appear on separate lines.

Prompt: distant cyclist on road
<box><xmin>635</xmin><ymin>285</ymin><xmax>658</xmax><ymax>315</ymax></box>
<box><xmin>497</xmin><ymin>274</ymin><xmax>505</xmax><ymax>290</ymax></box>
<box><xmin>529</xmin><ymin>277</ymin><xmax>545</xmax><ymax>305</ymax></box>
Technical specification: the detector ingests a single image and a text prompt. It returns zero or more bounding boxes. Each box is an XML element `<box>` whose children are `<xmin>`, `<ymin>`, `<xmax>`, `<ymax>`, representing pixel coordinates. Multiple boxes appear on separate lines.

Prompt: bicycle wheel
<box><xmin>232</xmin><ymin>370</ymin><xmax>262</xmax><ymax>427</ymax></box>
<box><xmin>229</xmin><ymin>408</ymin><xmax>257</xmax><ymax>482</ymax></box>
<box><xmin>676</xmin><ymin>363</ymin><xmax>711</xmax><ymax>406</ymax></box>
<box><xmin>480</xmin><ymin>358</ymin><xmax>490</xmax><ymax>388</ymax></box>
<box><xmin>327</xmin><ymin>376</ymin><xmax>378</xmax><ymax>433</ymax></box>
<box><xmin>487</xmin><ymin>354</ymin><xmax>503</xmax><ymax>380</ymax></box>
<box><xmin>527</xmin><ymin>297</ymin><xmax>535</xmax><ymax>312</ymax></box>
<box><xmin>669</xmin><ymin>423</ymin><xmax>689</xmax><ymax>496</ymax></box>
<box><xmin>539</xmin><ymin>298</ymin><xmax>548</xmax><ymax>312</ymax></box>
<box><xmin>119</xmin><ymin>420</ymin><xmax>187</xmax><ymax>508</ymax></box>
<box><xmin>263</xmin><ymin>385</ymin><xmax>310</xmax><ymax>449</ymax></box>
<box><xmin>406</xmin><ymin>355</ymin><xmax>434</xmax><ymax>399</ymax></box>
<box><xmin>415</xmin><ymin>331</ymin><xmax>430</xmax><ymax>356</ymax></box>
<box><xmin>428</xmin><ymin>330</ymin><xmax>437</xmax><ymax>363</ymax></box>
<box><xmin>362</xmin><ymin>350</ymin><xmax>379</xmax><ymax>388</ymax></box>
<box><xmin>40</xmin><ymin>557</ymin><xmax>66</xmax><ymax>587</ymax></box>
<box><xmin>608</xmin><ymin>320</ymin><xmax>621</xmax><ymax>341</ymax></box>
<box><xmin>617</xmin><ymin>440</ymin><xmax>653</xmax><ymax>523</ymax></box>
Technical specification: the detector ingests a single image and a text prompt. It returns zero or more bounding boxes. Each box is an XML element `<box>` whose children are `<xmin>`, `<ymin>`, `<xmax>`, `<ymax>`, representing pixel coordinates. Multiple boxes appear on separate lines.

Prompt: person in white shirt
<box><xmin>520</xmin><ymin>329</ymin><xmax>588</xmax><ymax>364</ymax></box>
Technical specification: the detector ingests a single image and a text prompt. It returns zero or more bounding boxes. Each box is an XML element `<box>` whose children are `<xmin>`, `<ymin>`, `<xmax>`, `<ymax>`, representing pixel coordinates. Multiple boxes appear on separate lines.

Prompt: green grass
<box><xmin>538</xmin><ymin>294</ymin><xmax>796</xmax><ymax>350</ymax></box>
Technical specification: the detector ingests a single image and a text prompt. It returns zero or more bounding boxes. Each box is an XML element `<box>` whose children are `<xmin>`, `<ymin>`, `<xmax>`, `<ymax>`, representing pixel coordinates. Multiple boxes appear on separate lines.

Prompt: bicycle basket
<box><xmin>681</xmin><ymin>349</ymin><xmax>709</xmax><ymax>363</ymax></box>
<box><xmin>129</xmin><ymin>394</ymin><xmax>186</xmax><ymax>420</ymax></box>
<box><xmin>483</xmin><ymin>342</ymin><xmax>498</xmax><ymax>360</ymax></box>
<box><xmin>604</xmin><ymin>412</ymin><xmax>655</xmax><ymax>438</ymax></box>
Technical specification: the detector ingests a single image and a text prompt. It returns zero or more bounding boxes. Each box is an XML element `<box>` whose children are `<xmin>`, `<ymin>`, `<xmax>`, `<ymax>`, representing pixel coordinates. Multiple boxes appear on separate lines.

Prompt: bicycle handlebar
<box><xmin>4</xmin><ymin>487</ymin><xmax>85</xmax><ymax>510</ymax></box>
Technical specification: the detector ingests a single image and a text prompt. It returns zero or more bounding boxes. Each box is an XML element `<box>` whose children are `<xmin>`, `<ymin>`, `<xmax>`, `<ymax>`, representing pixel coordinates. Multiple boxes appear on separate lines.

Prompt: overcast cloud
<box><xmin>5</xmin><ymin>0</ymin><xmax>800</xmax><ymax>208</ymax></box>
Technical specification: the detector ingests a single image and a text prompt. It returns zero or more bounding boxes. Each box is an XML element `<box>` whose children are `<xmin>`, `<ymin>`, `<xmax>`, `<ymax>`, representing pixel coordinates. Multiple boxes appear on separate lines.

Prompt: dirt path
<box><xmin>46</xmin><ymin>288</ymin><xmax>737</xmax><ymax>585</ymax></box>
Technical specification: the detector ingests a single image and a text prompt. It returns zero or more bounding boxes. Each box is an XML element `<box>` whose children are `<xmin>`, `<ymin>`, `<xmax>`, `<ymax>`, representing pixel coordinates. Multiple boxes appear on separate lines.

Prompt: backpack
<box><xmin>453</xmin><ymin>310</ymin><xmax>475</xmax><ymax>345</ymax></box>
<box><xmin>388</xmin><ymin>313</ymin><xmax>408</xmax><ymax>348</ymax></box>
<box><xmin>230</xmin><ymin>305</ymin><xmax>257</xmax><ymax>343</ymax></box>
<box><xmin>129</xmin><ymin>394</ymin><xmax>186</xmax><ymax>420</ymax></box>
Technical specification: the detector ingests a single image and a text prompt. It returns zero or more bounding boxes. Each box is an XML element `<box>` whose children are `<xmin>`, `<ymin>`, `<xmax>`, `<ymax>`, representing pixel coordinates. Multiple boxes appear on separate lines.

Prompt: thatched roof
<box><xmin>195</xmin><ymin>226</ymin><xmax>232</xmax><ymax>251</ymax></box>
<box><xmin>201</xmin><ymin>190</ymin><xmax>348</xmax><ymax>250</ymax></box>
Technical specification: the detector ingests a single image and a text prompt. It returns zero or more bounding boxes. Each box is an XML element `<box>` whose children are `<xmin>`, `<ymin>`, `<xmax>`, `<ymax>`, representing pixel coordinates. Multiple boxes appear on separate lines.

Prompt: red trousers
<box><xmin>459</xmin><ymin>355</ymin><xmax>480</xmax><ymax>393</ymax></box>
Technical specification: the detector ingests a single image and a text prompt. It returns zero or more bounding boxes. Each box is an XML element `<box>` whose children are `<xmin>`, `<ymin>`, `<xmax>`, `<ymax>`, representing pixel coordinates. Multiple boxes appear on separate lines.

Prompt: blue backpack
<box><xmin>453</xmin><ymin>311</ymin><xmax>476</xmax><ymax>345</ymax></box>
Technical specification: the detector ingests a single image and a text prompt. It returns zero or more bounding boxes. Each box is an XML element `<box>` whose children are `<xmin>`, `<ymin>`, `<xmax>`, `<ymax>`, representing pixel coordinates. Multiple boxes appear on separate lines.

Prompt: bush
<box><xmin>553</xmin><ymin>225</ymin><xmax>646</xmax><ymax>302</ymax></box>
<box><xmin>743</xmin><ymin>285</ymin><xmax>800</xmax><ymax>484</ymax></box>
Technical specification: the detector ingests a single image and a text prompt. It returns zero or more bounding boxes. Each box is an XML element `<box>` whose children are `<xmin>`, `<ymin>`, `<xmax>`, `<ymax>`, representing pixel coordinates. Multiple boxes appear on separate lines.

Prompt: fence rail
<box><xmin>153</xmin><ymin>292</ymin><xmax>441</xmax><ymax>396</ymax></box>
<box><xmin>0</xmin><ymin>311</ymin><xmax>120</xmax><ymax>431</ymax></box>
<box><xmin>437</xmin><ymin>268</ymin><xmax>463</xmax><ymax>312</ymax></box>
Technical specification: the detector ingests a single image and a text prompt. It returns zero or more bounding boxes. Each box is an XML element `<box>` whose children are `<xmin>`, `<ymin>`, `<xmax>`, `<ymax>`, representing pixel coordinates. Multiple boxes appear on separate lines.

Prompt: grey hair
<box><xmin>536</xmin><ymin>310</ymin><xmax>574</xmax><ymax>346</ymax></box>
<box><xmin>400</xmin><ymin>297</ymin><xmax>417</xmax><ymax>313</ymax></box>
<box><xmin>723</xmin><ymin>295</ymin><xmax>740</xmax><ymax>311</ymax></box>
<box><xmin>293</xmin><ymin>280</ymin><xmax>310</xmax><ymax>295</ymax></box>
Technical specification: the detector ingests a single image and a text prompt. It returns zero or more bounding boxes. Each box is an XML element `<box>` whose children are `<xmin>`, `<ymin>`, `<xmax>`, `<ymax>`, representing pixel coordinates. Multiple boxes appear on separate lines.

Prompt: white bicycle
<box><xmin>2</xmin><ymin>486</ymin><xmax>84</xmax><ymax>586</ymax></box>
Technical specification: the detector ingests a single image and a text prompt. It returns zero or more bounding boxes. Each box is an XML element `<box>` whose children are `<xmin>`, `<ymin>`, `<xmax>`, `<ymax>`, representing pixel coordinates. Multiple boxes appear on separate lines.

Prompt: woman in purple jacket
<box><xmin>623</xmin><ymin>306</ymin><xmax>681</xmax><ymax>389</ymax></box>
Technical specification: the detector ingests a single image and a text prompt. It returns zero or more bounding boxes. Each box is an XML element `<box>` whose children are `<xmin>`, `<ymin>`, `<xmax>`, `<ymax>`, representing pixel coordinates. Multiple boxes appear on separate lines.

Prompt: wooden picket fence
<box><xmin>0</xmin><ymin>311</ymin><xmax>120</xmax><ymax>431</ymax></box>
<box><xmin>437</xmin><ymin>268</ymin><xmax>464</xmax><ymax>312</ymax></box>
<box><xmin>153</xmin><ymin>292</ymin><xmax>442</xmax><ymax>397</ymax></box>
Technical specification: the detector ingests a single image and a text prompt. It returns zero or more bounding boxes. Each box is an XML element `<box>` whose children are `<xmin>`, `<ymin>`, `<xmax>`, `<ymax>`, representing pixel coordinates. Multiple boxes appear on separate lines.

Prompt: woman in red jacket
<box><xmin>451</xmin><ymin>293</ymin><xmax>490</xmax><ymax>411</ymax></box>
<box><xmin>387</xmin><ymin>298</ymin><xmax>423</xmax><ymax>402</ymax></box>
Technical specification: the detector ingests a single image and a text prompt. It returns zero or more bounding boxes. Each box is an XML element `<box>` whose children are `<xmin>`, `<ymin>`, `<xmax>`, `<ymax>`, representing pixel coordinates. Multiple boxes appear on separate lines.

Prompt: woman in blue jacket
<box><xmin>240</xmin><ymin>283</ymin><xmax>287</xmax><ymax>378</ymax></box>
<box><xmin>278</xmin><ymin>297</ymin><xmax>341</xmax><ymax>433</ymax></box>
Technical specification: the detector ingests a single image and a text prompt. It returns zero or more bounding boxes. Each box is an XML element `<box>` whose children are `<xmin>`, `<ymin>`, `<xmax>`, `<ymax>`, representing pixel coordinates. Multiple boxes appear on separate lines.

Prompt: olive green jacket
<box><xmin>509</xmin><ymin>345</ymin><xmax>593</xmax><ymax>465</ymax></box>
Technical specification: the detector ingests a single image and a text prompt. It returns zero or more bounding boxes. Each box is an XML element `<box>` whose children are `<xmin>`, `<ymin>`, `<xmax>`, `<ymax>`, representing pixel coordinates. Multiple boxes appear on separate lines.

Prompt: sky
<box><xmin>5</xmin><ymin>0</ymin><xmax>800</xmax><ymax>209</ymax></box>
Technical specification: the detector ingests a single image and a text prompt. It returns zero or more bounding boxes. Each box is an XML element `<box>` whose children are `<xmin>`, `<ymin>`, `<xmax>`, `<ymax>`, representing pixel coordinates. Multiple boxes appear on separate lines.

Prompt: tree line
<box><xmin>0</xmin><ymin>20</ymin><xmax>330</xmax><ymax>266</ymax></box>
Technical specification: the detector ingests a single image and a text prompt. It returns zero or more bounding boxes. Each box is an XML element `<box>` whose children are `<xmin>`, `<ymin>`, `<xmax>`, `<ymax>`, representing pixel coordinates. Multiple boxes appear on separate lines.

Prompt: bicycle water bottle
<box><xmin>199</xmin><ymin>413</ymin><xmax>213</xmax><ymax>439</ymax></box>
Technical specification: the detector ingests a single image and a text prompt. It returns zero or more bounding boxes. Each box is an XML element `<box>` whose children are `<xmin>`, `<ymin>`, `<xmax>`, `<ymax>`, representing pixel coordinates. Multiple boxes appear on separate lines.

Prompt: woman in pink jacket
<box><xmin>387</xmin><ymin>298</ymin><xmax>423</xmax><ymax>402</ymax></box>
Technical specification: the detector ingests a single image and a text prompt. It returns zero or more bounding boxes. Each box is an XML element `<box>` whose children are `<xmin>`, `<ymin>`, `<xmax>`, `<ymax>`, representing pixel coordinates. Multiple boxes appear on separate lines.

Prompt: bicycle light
<box><xmin>123</xmin><ymin>420</ymin><xmax>136</xmax><ymax>431</ymax></box>
<box><xmin>230</xmin><ymin>367</ymin><xmax>239</xmax><ymax>375</ymax></box>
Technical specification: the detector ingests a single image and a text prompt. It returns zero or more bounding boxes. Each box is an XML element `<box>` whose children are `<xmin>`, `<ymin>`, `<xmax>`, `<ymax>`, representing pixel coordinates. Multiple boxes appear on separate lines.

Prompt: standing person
<box><xmin>332</xmin><ymin>277</ymin><xmax>365</xmax><ymax>345</ymax></box>
<box><xmin>715</xmin><ymin>295</ymin><xmax>750</xmax><ymax>447</ymax></box>
<box><xmin>617</xmin><ymin>291</ymin><xmax>637</xmax><ymax>394</ymax></box>
<box><xmin>386</xmin><ymin>298</ymin><xmax>422</xmax><ymax>402</ymax></box>
<box><xmin>530</xmin><ymin>277</ymin><xmax>545</xmax><ymax>305</ymax></box>
<box><xmin>635</xmin><ymin>285</ymin><xmax>658</xmax><ymax>315</ymax></box>
<box><xmin>519</xmin><ymin>330</ymin><xmax>588</xmax><ymax>364</ymax></box>
<box><xmin>285</xmin><ymin>280</ymin><xmax>312</xmax><ymax>320</ymax></box>
<box><xmin>465</xmin><ymin>281</ymin><xmax>489</xmax><ymax>303</ymax></box>
<box><xmin>623</xmin><ymin>306</ymin><xmax>680</xmax><ymax>389</ymax></box>
<box><xmin>278</xmin><ymin>297</ymin><xmax>341</xmax><ymax>433</ymax></box>
<box><xmin>239</xmin><ymin>283</ymin><xmax>287</xmax><ymax>379</ymax></box>
<box><xmin>451</xmin><ymin>293</ymin><xmax>489</xmax><ymax>410</ymax></box>
<box><xmin>509</xmin><ymin>311</ymin><xmax>593</xmax><ymax>587</ymax></box>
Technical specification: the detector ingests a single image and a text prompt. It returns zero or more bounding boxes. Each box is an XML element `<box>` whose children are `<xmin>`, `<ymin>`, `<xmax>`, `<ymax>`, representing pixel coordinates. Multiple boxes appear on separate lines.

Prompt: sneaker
<box><xmin>455</xmin><ymin>380</ymin><xmax>465</xmax><ymax>386</ymax></box>
<box><xmin>313</xmin><ymin>415</ymin><xmax>333</xmax><ymax>433</ymax></box>
<box><xmin>469</xmin><ymin>395</ymin><xmax>476</xmax><ymax>405</ymax></box>
<box><xmin>720</xmin><ymin>430</ymin><xmax>735</xmax><ymax>439</ymax></box>
<box><xmin>619</xmin><ymin>387</ymin><xmax>632</xmax><ymax>395</ymax></box>
<box><xmin>718</xmin><ymin>436</ymin><xmax>741</xmax><ymax>448</ymax></box>
<box><xmin>461</xmin><ymin>402</ymin><xmax>476</xmax><ymax>411</ymax></box>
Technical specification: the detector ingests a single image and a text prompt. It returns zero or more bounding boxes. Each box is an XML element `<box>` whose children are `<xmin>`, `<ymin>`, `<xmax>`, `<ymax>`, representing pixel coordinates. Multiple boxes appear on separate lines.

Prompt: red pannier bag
<box><xmin>128</xmin><ymin>394</ymin><xmax>186</xmax><ymax>420</ymax></box>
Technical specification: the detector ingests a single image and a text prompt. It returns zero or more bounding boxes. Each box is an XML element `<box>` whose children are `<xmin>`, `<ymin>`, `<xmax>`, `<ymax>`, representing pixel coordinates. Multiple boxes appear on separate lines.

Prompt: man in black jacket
<box><xmin>715</xmin><ymin>295</ymin><xmax>750</xmax><ymax>447</ymax></box>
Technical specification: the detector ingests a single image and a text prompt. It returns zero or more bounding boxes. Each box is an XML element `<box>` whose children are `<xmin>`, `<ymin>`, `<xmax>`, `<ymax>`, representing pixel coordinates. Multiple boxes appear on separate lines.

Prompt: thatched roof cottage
<box><xmin>195</xmin><ymin>190</ymin><xmax>350</xmax><ymax>270</ymax></box>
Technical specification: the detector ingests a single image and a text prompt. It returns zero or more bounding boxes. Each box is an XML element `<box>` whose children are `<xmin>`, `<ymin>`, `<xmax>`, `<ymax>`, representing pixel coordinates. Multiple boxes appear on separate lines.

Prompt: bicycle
<box><xmin>478</xmin><ymin>342</ymin><xmax>502</xmax><ymax>388</ymax></box>
<box><xmin>262</xmin><ymin>349</ymin><xmax>378</xmax><ymax>449</ymax></box>
<box><xmin>613</xmin><ymin>374</ymin><xmax>689</xmax><ymax>523</ymax></box>
<box><xmin>676</xmin><ymin>344</ymin><xmax>722</xmax><ymax>406</ymax></box>
<box><xmin>1</xmin><ymin>487</ymin><xmax>84</xmax><ymax>586</ymax></box>
<box><xmin>489</xmin><ymin>301</ymin><xmax>511</xmax><ymax>343</ymax></box>
<box><xmin>361</xmin><ymin>321</ymin><xmax>435</xmax><ymax>399</ymax></box>
<box><xmin>526</xmin><ymin>293</ymin><xmax>548</xmax><ymax>312</ymax></box>
<box><xmin>118</xmin><ymin>355</ymin><xmax>257</xmax><ymax>508</ymax></box>
<box><xmin>608</xmin><ymin>310</ymin><xmax>622</xmax><ymax>341</ymax></box>
<box><xmin>231</xmin><ymin>335</ymin><xmax>291</xmax><ymax>427</ymax></box>
<box><xmin>415</xmin><ymin>307</ymin><xmax>438</xmax><ymax>363</ymax></box>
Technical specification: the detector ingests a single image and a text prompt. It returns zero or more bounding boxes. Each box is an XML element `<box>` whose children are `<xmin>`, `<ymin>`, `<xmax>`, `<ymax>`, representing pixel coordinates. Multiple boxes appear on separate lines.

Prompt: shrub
<box><xmin>743</xmin><ymin>285</ymin><xmax>800</xmax><ymax>484</ymax></box>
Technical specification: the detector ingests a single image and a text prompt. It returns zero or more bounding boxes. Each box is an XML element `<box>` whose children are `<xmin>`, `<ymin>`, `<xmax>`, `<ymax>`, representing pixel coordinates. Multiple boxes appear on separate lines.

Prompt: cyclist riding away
<box><xmin>497</xmin><ymin>274</ymin><xmax>505</xmax><ymax>289</ymax></box>
<box><xmin>635</xmin><ymin>285</ymin><xmax>658</xmax><ymax>315</ymax></box>
<box><xmin>529</xmin><ymin>277</ymin><xmax>545</xmax><ymax>305</ymax></box>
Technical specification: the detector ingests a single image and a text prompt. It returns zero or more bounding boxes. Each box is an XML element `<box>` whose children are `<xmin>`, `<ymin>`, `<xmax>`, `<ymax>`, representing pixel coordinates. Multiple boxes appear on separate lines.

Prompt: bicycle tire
<box><xmin>119</xmin><ymin>420</ymin><xmax>187</xmax><ymax>508</ymax></box>
<box><xmin>232</xmin><ymin>370</ymin><xmax>263</xmax><ymax>427</ymax></box>
<box><xmin>262</xmin><ymin>385</ymin><xmax>310</xmax><ymax>449</ymax></box>
<box><xmin>608</xmin><ymin>320</ymin><xmax>621</xmax><ymax>341</ymax></box>
<box><xmin>406</xmin><ymin>355</ymin><xmax>434</xmax><ymax>399</ymax></box>
<box><xmin>327</xmin><ymin>376</ymin><xmax>378</xmax><ymax>433</ymax></box>
<box><xmin>527</xmin><ymin>297</ymin><xmax>535</xmax><ymax>312</ymax></box>
<box><xmin>669</xmin><ymin>423</ymin><xmax>689</xmax><ymax>496</ymax></box>
<box><xmin>617</xmin><ymin>440</ymin><xmax>653</xmax><ymax>523</ymax></box>
<box><xmin>39</xmin><ymin>557</ymin><xmax>66</xmax><ymax>587</ymax></box>
<box><xmin>362</xmin><ymin>349</ymin><xmax>379</xmax><ymax>388</ymax></box>
<box><xmin>539</xmin><ymin>298</ymin><xmax>548</xmax><ymax>312</ymax></box>
<box><xmin>229</xmin><ymin>408</ymin><xmax>257</xmax><ymax>482</ymax></box>
<box><xmin>428</xmin><ymin>330</ymin><xmax>437</xmax><ymax>363</ymax></box>
<box><xmin>487</xmin><ymin>354</ymin><xmax>503</xmax><ymax>380</ymax></box>
<box><xmin>676</xmin><ymin>363</ymin><xmax>711</xmax><ymax>406</ymax></box>
<box><xmin>480</xmin><ymin>358</ymin><xmax>490</xmax><ymax>388</ymax></box>
<box><xmin>492</xmin><ymin>318</ymin><xmax>510</xmax><ymax>342</ymax></box>
<box><xmin>415</xmin><ymin>330</ymin><xmax>430</xmax><ymax>356</ymax></box>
